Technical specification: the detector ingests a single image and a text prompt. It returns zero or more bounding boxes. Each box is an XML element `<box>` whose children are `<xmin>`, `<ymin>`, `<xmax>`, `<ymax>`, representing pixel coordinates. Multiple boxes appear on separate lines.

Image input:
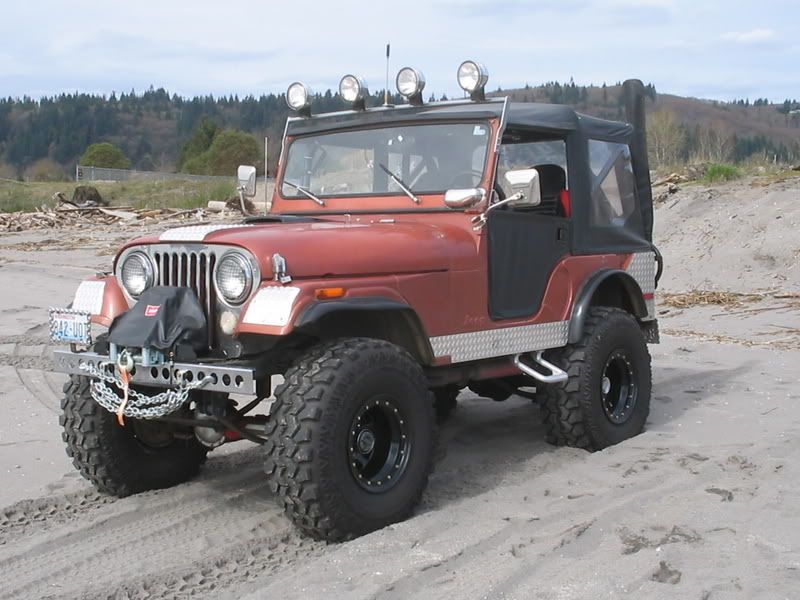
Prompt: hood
<box><xmin>122</xmin><ymin>219</ymin><xmax>477</xmax><ymax>279</ymax></box>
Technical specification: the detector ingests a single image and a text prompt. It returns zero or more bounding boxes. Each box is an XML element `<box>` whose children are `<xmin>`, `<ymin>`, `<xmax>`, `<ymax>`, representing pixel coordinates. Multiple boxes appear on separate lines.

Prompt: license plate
<box><xmin>49</xmin><ymin>309</ymin><xmax>92</xmax><ymax>345</ymax></box>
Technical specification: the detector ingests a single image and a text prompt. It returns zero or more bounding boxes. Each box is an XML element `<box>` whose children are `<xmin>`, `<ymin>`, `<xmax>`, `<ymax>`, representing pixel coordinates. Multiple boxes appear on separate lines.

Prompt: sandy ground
<box><xmin>0</xmin><ymin>175</ymin><xmax>798</xmax><ymax>599</ymax></box>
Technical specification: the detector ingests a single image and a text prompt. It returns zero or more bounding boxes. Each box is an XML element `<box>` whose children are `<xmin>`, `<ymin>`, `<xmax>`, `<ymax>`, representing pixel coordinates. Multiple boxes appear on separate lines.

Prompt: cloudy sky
<box><xmin>1</xmin><ymin>0</ymin><xmax>796</xmax><ymax>102</ymax></box>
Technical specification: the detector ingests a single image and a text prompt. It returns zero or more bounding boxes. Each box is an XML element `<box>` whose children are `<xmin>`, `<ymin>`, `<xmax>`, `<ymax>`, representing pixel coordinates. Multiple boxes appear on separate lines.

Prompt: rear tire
<box><xmin>60</xmin><ymin>375</ymin><xmax>208</xmax><ymax>496</ymax></box>
<box><xmin>541</xmin><ymin>307</ymin><xmax>651</xmax><ymax>450</ymax></box>
<box><xmin>264</xmin><ymin>338</ymin><xmax>436</xmax><ymax>541</ymax></box>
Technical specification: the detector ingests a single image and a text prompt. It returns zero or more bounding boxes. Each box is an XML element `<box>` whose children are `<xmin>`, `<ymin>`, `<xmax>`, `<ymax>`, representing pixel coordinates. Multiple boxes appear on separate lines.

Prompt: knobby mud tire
<box><xmin>60</xmin><ymin>375</ymin><xmax>208</xmax><ymax>496</ymax></box>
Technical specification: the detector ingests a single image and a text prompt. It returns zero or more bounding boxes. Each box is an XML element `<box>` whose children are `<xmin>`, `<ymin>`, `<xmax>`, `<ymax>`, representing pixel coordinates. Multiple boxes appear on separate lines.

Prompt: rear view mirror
<box><xmin>504</xmin><ymin>168</ymin><xmax>541</xmax><ymax>207</ymax></box>
<box><xmin>444</xmin><ymin>187</ymin><xmax>486</xmax><ymax>209</ymax></box>
<box><xmin>237</xmin><ymin>165</ymin><xmax>257</xmax><ymax>198</ymax></box>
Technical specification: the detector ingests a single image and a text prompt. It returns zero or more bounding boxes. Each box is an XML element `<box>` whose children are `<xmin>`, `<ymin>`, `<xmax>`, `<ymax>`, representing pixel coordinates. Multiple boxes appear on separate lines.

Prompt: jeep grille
<box><xmin>151</xmin><ymin>248</ymin><xmax>218</xmax><ymax>348</ymax></box>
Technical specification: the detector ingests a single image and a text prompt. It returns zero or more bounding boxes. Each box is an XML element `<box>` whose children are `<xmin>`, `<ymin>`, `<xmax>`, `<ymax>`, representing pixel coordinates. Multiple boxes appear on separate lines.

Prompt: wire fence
<box><xmin>75</xmin><ymin>165</ymin><xmax>235</xmax><ymax>184</ymax></box>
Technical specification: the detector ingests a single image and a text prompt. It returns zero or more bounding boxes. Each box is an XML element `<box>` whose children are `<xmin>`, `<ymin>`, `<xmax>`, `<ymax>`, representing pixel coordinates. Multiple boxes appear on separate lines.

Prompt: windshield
<box><xmin>281</xmin><ymin>122</ymin><xmax>491</xmax><ymax>199</ymax></box>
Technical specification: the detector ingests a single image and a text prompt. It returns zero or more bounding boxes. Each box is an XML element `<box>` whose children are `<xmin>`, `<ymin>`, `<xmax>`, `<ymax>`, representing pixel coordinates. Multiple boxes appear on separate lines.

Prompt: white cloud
<box><xmin>721</xmin><ymin>28</ymin><xmax>777</xmax><ymax>44</ymax></box>
<box><xmin>0</xmin><ymin>0</ymin><xmax>796</xmax><ymax>102</ymax></box>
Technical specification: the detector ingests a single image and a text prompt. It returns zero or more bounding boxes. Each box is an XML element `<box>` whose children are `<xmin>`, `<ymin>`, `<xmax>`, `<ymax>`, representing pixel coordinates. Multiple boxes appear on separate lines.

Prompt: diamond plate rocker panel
<box><xmin>430</xmin><ymin>320</ymin><xmax>569</xmax><ymax>363</ymax></box>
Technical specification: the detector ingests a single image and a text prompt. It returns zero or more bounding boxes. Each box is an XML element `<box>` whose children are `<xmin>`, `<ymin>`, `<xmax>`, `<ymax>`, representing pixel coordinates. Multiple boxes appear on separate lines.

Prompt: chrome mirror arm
<box><xmin>471</xmin><ymin>192</ymin><xmax>524</xmax><ymax>230</ymax></box>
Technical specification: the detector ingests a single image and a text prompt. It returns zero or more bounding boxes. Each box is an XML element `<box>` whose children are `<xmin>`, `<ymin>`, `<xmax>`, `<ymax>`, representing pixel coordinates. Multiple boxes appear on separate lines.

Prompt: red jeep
<box><xmin>51</xmin><ymin>62</ymin><xmax>661</xmax><ymax>541</ymax></box>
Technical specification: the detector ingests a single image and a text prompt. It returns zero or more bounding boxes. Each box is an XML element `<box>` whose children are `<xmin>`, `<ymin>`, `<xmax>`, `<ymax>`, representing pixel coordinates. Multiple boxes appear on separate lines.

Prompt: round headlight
<box><xmin>396</xmin><ymin>67</ymin><xmax>425</xmax><ymax>98</ymax></box>
<box><xmin>215</xmin><ymin>253</ymin><xmax>253</xmax><ymax>305</ymax></box>
<box><xmin>339</xmin><ymin>74</ymin><xmax>368</xmax><ymax>104</ymax></box>
<box><xmin>286</xmin><ymin>82</ymin><xmax>312</xmax><ymax>111</ymax></box>
<box><xmin>120</xmin><ymin>252</ymin><xmax>154</xmax><ymax>298</ymax></box>
<box><xmin>457</xmin><ymin>60</ymin><xmax>489</xmax><ymax>93</ymax></box>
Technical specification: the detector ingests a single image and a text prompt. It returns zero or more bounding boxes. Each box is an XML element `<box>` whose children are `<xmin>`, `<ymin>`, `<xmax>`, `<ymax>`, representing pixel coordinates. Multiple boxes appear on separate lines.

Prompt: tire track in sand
<box><xmin>0</xmin><ymin>446</ymin><xmax>324</xmax><ymax>600</ymax></box>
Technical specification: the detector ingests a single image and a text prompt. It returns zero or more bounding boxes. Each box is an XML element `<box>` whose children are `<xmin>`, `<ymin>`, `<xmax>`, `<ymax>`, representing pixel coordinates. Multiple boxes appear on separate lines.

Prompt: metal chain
<box><xmin>78</xmin><ymin>362</ymin><xmax>212</xmax><ymax>420</ymax></box>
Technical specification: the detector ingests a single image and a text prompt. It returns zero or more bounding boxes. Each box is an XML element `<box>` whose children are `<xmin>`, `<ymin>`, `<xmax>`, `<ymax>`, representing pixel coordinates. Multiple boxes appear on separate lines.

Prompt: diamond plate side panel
<box><xmin>72</xmin><ymin>280</ymin><xmax>105</xmax><ymax>314</ymax></box>
<box><xmin>430</xmin><ymin>320</ymin><xmax>569</xmax><ymax>363</ymax></box>
<box><xmin>625</xmin><ymin>252</ymin><xmax>655</xmax><ymax>294</ymax></box>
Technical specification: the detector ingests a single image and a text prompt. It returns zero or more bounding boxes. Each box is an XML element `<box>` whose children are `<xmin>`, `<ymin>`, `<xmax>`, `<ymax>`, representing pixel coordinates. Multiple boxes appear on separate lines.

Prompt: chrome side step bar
<box><xmin>513</xmin><ymin>351</ymin><xmax>568</xmax><ymax>384</ymax></box>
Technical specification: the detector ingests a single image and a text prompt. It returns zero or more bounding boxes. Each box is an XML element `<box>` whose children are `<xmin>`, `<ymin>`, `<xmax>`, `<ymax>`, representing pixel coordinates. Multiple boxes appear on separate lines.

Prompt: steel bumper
<box><xmin>52</xmin><ymin>350</ymin><xmax>257</xmax><ymax>395</ymax></box>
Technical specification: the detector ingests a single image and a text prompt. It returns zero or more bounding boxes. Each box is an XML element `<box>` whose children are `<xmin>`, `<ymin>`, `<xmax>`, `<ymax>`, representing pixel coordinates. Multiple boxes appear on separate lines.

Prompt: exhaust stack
<box><xmin>623</xmin><ymin>79</ymin><xmax>654</xmax><ymax>243</ymax></box>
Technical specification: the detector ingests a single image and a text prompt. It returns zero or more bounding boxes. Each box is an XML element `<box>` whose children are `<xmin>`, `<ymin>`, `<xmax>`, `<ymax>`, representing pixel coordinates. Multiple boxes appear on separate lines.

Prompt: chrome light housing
<box><xmin>457</xmin><ymin>60</ymin><xmax>489</xmax><ymax>100</ymax></box>
<box><xmin>395</xmin><ymin>67</ymin><xmax>425</xmax><ymax>105</ymax></box>
<box><xmin>339</xmin><ymin>74</ymin><xmax>368</xmax><ymax>107</ymax></box>
<box><xmin>214</xmin><ymin>252</ymin><xmax>254</xmax><ymax>305</ymax></box>
<box><xmin>286</xmin><ymin>82</ymin><xmax>313</xmax><ymax>112</ymax></box>
<box><xmin>119</xmin><ymin>251</ymin><xmax>155</xmax><ymax>298</ymax></box>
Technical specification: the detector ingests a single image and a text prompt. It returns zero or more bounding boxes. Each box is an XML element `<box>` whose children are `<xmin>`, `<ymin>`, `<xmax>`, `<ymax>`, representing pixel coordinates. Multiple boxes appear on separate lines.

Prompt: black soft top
<box><xmin>285</xmin><ymin>99</ymin><xmax>633</xmax><ymax>143</ymax></box>
<box><xmin>284</xmin><ymin>94</ymin><xmax>652</xmax><ymax>254</ymax></box>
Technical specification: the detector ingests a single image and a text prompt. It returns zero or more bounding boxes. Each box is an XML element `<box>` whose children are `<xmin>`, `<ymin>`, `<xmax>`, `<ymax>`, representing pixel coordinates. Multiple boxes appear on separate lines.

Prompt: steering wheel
<box><xmin>448</xmin><ymin>170</ymin><xmax>484</xmax><ymax>189</ymax></box>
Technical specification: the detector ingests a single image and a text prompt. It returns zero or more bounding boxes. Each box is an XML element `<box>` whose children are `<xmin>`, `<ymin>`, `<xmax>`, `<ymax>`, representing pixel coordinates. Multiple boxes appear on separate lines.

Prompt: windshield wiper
<box><xmin>283</xmin><ymin>180</ymin><xmax>325</xmax><ymax>206</ymax></box>
<box><xmin>378</xmin><ymin>163</ymin><xmax>420</xmax><ymax>204</ymax></box>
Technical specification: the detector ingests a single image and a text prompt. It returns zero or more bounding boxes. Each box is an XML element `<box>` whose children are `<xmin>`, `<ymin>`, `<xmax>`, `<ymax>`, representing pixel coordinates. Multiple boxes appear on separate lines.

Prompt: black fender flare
<box><xmin>568</xmin><ymin>269</ymin><xmax>648</xmax><ymax>344</ymax></box>
<box><xmin>294</xmin><ymin>297</ymin><xmax>434</xmax><ymax>363</ymax></box>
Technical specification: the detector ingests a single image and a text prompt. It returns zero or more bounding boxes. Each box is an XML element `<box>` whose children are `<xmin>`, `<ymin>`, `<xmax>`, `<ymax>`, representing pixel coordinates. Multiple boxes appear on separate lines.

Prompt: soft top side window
<box><xmin>588</xmin><ymin>140</ymin><xmax>636</xmax><ymax>227</ymax></box>
<box><xmin>497</xmin><ymin>133</ymin><xmax>568</xmax><ymax>215</ymax></box>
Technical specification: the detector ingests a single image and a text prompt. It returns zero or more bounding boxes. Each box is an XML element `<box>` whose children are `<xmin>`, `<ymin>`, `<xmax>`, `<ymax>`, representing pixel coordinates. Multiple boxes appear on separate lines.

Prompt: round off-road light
<box><xmin>286</xmin><ymin>82</ymin><xmax>312</xmax><ymax>111</ymax></box>
<box><xmin>214</xmin><ymin>253</ymin><xmax>253</xmax><ymax>305</ymax></box>
<box><xmin>339</xmin><ymin>74</ymin><xmax>368</xmax><ymax>104</ymax></box>
<box><xmin>396</xmin><ymin>67</ymin><xmax>425</xmax><ymax>98</ymax></box>
<box><xmin>457</xmin><ymin>60</ymin><xmax>489</xmax><ymax>93</ymax></box>
<box><xmin>120</xmin><ymin>252</ymin><xmax>154</xmax><ymax>298</ymax></box>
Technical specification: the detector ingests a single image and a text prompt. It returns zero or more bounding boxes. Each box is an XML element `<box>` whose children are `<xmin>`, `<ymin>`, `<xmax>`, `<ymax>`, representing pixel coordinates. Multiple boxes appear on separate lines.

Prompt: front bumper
<box><xmin>52</xmin><ymin>350</ymin><xmax>257</xmax><ymax>395</ymax></box>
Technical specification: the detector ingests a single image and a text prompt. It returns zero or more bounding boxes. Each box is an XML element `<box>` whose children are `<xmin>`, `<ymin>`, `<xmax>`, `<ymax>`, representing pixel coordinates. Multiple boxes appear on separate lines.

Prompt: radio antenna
<box><xmin>384</xmin><ymin>43</ymin><xmax>391</xmax><ymax>106</ymax></box>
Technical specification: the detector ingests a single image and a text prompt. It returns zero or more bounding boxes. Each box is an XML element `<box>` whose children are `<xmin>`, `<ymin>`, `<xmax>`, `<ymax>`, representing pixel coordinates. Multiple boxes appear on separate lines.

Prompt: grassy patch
<box><xmin>0</xmin><ymin>179</ymin><xmax>235</xmax><ymax>213</ymax></box>
<box><xmin>703</xmin><ymin>163</ymin><xmax>743</xmax><ymax>184</ymax></box>
<box><xmin>750</xmin><ymin>168</ymin><xmax>800</xmax><ymax>186</ymax></box>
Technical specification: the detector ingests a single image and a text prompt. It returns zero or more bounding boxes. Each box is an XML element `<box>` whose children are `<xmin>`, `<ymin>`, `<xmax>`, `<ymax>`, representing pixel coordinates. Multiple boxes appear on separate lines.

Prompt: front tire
<box><xmin>264</xmin><ymin>338</ymin><xmax>436</xmax><ymax>541</ymax></box>
<box><xmin>541</xmin><ymin>307</ymin><xmax>651</xmax><ymax>450</ymax></box>
<box><xmin>60</xmin><ymin>375</ymin><xmax>208</xmax><ymax>496</ymax></box>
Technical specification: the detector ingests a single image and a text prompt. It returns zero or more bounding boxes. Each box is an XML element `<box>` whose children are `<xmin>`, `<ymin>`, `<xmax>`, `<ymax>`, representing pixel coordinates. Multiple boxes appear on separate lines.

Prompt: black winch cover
<box><xmin>108</xmin><ymin>286</ymin><xmax>207</xmax><ymax>351</ymax></box>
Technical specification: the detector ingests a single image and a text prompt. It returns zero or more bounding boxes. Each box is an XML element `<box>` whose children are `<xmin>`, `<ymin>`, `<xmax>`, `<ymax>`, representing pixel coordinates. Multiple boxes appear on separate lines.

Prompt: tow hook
<box><xmin>115</xmin><ymin>349</ymin><xmax>135</xmax><ymax>426</ymax></box>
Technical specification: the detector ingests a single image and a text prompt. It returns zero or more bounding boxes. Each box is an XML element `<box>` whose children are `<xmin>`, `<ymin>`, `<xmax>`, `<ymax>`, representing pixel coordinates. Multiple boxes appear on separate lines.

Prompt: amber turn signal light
<box><xmin>314</xmin><ymin>287</ymin><xmax>346</xmax><ymax>300</ymax></box>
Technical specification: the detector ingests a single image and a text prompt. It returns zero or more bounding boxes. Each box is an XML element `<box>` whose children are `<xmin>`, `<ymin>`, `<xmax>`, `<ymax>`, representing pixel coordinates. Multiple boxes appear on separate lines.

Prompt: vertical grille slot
<box><xmin>150</xmin><ymin>247</ymin><xmax>217</xmax><ymax>349</ymax></box>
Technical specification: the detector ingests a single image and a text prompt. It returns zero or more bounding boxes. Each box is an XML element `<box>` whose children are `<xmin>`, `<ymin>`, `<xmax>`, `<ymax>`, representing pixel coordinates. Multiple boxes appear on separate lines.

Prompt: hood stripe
<box><xmin>159</xmin><ymin>224</ymin><xmax>253</xmax><ymax>242</ymax></box>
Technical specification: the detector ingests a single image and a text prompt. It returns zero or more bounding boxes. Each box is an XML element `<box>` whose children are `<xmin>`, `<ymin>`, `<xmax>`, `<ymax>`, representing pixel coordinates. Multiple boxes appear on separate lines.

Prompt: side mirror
<box><xmin>504</xmin><ymin>168</ymin><xmax>542</xmax><ymax>207</ymax></box>
<box><xmin>444</xmin><ymin>187</ymin><xmax>486</xmax><ymax>209</ymax></box>
<box><xmin>237</xmin><ymin>165</ymin><xmax>257</xmax><ymax>198</ymax></box>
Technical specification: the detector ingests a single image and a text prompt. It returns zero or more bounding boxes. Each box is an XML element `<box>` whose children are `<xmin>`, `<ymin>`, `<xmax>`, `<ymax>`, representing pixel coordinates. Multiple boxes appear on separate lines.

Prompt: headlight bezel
<box><xmin>119</xmin><ymin>251</ymin><xmax>155</xmax><ymax>299</ymax></box>
<box><xmin>213</xmin><ymin>251</ymin><xmax>255</xmax><ymax>307</ymax></box>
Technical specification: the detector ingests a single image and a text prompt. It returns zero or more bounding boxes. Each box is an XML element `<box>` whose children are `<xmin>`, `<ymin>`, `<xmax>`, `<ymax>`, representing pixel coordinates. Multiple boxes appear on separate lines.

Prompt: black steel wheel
<box><xmin>600</xmin><ymin>350</ymin><xmax>638</xmax><ymax>424</ymax></box>
<box><xmin>540</xmin><ymin>307</ymin><xmax>651</xmax><ymax>450</ymax></box>
<box><xmin>264</xmin><ymin>338</ymin><xmax>436</xmax><ymax>541</ymax></box>
<box><xmin>348</xmin><ymin>396</ymin><xmax>411</xmax><ymax>492</ymax></box>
